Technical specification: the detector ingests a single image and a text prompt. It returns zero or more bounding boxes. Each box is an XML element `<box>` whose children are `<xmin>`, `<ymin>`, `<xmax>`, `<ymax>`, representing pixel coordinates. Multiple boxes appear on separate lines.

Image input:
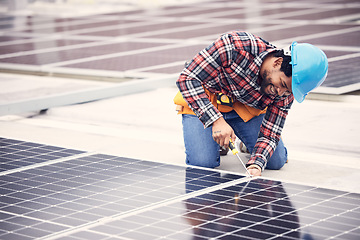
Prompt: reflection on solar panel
<box><xmin>0</xmin><ymin>138</ymin><xmax>358</xmax><ymax>239</ymax></box>
<box><xmin>60</xmin><ymin>179</ymin><xmax>360</xmax><ymax>240</ymax></box>
<box><xmin>0</xmin><ymin>0</ymin><xmax>359</xmax><ymax>92</ymax></box>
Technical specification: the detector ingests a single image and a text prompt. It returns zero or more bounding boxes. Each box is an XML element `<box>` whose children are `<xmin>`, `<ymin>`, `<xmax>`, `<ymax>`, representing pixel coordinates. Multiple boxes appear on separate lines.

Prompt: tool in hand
<box><xmin>229</xmin><ymin>139</ymin><xmax>252</xmax><ymax>177</ymax></box>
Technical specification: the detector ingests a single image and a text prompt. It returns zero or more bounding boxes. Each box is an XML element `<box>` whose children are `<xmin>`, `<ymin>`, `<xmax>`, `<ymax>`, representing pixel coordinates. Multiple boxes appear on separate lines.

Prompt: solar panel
<box><xmin>0</xmin><ymin>138</ymin><xmax>86</xmax><ymax>172</ymax></box>
<box><xmin>322</xmin><ymin>57</ymin><xmax>360</xmax><ymax>88</ymax></box>
<box><xmin>0</xmin><ymin>144</ymin><xmax>244</xmax><ymax>240</ymax></box>
<box><xmin>0</xmin><ymin>138</ymin><xmax>359</xmax><ymax>240</ymax></box>
<box><xmin>0</xmin><ymin>0</ymin><xmax>359</xmax><ymax>93</ymax></box>
<box><xmin>60</xmin><ymin>179</ymin><xmax>360</xmax><ymax>240</ymax></box>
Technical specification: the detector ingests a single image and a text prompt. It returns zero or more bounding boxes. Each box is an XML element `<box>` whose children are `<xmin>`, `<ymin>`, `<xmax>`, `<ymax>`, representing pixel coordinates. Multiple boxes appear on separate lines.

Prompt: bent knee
<box><xmin>265</xmin><ymin>150</ymin><xmax>287</xmax><ymax>170</ymax></box>
<box><xmin>266</xmin><ymin>160</ymin><xmax>286</xmax><ymax>170</ymax></box>
<box><xmin>186</xmin><ymin>153</ymin><xmax>220</xmax><ymax>168</ymax></box>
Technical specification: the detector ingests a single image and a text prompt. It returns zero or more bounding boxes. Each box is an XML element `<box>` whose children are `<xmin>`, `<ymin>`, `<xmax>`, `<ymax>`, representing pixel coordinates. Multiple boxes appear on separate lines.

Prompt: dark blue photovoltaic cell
<box><xmin>0</xmin><ymin>151</ymin><xmax>243</xmax><ymax>239</ymax></box>
<box><xmin>0</xmin><ymin>138</ymin><xmax>86</xmax><ymax>172</ymax></box>
<box><xmin>0</xmin><ymin>138</ymin><xmax>359</xmax><ymax>239</ymax></box>
<box><xmin>64</xmin><ymin>179</ymin><xmax>360</xmax><ymax>240</ymax></box>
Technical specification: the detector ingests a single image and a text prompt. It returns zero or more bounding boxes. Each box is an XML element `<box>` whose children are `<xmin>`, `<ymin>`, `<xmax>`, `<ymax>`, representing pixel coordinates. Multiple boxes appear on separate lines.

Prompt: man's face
<box><xmin>260</xmin><ymin>58</ymin><xmax>292</xmax><ymax>98</ymax></box>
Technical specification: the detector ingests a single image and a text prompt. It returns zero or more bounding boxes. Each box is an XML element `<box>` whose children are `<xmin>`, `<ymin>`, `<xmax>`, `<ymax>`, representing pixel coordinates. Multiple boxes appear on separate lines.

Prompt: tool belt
<box><xmin>174</xmin><ymin>89</ymin><xmax>266</xmax><ymax>122</ymax></box>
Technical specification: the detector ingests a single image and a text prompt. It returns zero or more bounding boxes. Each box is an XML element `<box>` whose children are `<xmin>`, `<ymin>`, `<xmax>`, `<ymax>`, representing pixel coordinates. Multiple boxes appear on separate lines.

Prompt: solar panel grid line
<box><xmin>118</xmin><ymin>70</ymin><xmax>174</xmax><ymax>79</ymax></box>
<box><xmin>197</xmin><ymin>6</ymin><xmax>330</xmax><ymax>21</ymax></box>
<box><xmin>1</xmin><ymin>16</ymin><xmax>116</xmax><ymax>34</ymax></box>
<box><xmin>0</xmin><ymin>35</ymin><xmax>58</xmax><ymax>47</ymax></box>
<box><xmin>274</xmin><ymin>25</ymin><xmax>360</xmax><ymax>45</ymax></box>
<box><xmin>120</xmin><ymin>4</ymin><xmax>232</xmax><ymax>19</ymax></box>
<box><xmin>282</xmin><ymin>7</ymin><xmax>360</xmax><ymax>21</ymax></box>
<box><xmin>0</xmin><ymin>151</ymin><xmax>93</xmax><ymax>176</ymax></box>
<box><xmin>0</xmin><ymin>151</ymin><xmax>240</xmax><ymax>237</ymax></box>
<box><xmin>316</xmin><ymin>12</ymin><xmax>360</xmax><ymax>24</ymax></box>
<box><xmin>186</xmin><ymin>22</ymin><xmax>307</xmax><ymax>43</ymax></box>
<box><xmin>0</xmin><ymin>208</ymin><xmax>70</xmax><ymax>234</ymax></box>
<box><xmin>2</xmin><ymin>27</ymin><xmax>356</xmax><ymax>78</ymax></box>
<box><xmin>328</xmin><ymin>52</ymin><xmax>360</xmax><ymax>63</ymax></box>
<box><xmin>0</xmin><ymin>138</ymin><xmax>87</xmax><ymax>173</ymax></box>
<box><xmin>177</xmin><ymin>190</ymin><xmax>288</xmax><ymax>239</ymax></box>
<box><xmin>39</xmin><ymin>173</ymin><xmax>249</xmax><ymax>240</ymax></box>
<box><xmin>329</xmin><ymin>227</ymin><xmax>360</xmax><ymax>240</ymax></box>
<box><xmin>266</xmin><ymin>6</ymin><xmax>358</xmax><ymax>20</ymax></box>
<box><xmin>81</xmin><ymin>179</ymin><xmax>358</xmax><ymax>239</ymax></box>
<box><xmin>31</xmin><ymin>18</ymin><xmax>142</xmax><ymax>34</ymax></box>
<box><xmin>266</xmin><ymin>191</ymin><xmax>360</xmax><ymax>240</ymax></box>
<box><xmin>42</xmin><ymin>41</ymin><xmax>203</xmax><ymax>68</ymax></box>
<box><xmin>186</xmin><ymin>184</ymin><xmax>299</xmax><ymax>239</ymax></box>
<box><xmin>317</xmin><ymin>45</ymin><xmax>360</xmax><ymax>53</ymax></box>
<box><xmin>0</xmin><ymin>41</ymin><xmax>164</xmax><ymax>67</ymax></box>
<box><xmin>0</xmin><ymin>38</ymin><xmax>126</xmax><ymax>59</ymax></box>
<box><xmin>59</xmin><ymin>34</ymin><xmax>121</xmax><ymax>42</ymax></box>
<box><xmin>55</xmin><ymin>179</ymin><xmax>269</xmax><ymax>239</ymax></box>
<box><xmin>187</xmin><ymin>1</ymin><xmax>353</xmax><ymax>19</ymax></box>
<box><xmin>0</xmin><ymin>15</ymin><xmax>50</xmax><ymax>30</ymax></box>
<box><xmin>157</xmin><ymin>7</ymin><xmax>250</xmax><ymax>19</ymax></box>
<box><xmin>109</xmin><ymin>21</ymin><xmax>229</xmax><ymax>40</ymax></box>
<box><xmin>205</xmin><ymin>187</ymin><xmax>346</xmax><ymax>239</ymax></box>
<box><xmin>28</xmin><ymin>19</ymin><xmax>167</xmax><ymax>38</ymax></box>
<box><xmin>73</xmin><ymin>22</ymin><xmax>212</xmax><ymax>39</ymax></box>
<box><xmin>122</xmin><ymin>60</ymin><xmax>189</xmax><ymax>73</ymax></box>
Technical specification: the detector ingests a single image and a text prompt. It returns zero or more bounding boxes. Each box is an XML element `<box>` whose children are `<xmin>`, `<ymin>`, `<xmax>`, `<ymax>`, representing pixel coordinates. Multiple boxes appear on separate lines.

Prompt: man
<box><xmin>174</xmin><ymin>31</ymin><xmax>328</xmax><ymax>176</ymax></box>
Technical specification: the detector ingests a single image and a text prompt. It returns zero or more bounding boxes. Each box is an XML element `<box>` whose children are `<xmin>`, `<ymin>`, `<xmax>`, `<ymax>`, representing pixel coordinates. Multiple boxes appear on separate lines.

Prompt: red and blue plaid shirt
<box><xmin>177</xmin><ymin>31</ymin><xmax>294</xmax><ymax>170</ymax></box>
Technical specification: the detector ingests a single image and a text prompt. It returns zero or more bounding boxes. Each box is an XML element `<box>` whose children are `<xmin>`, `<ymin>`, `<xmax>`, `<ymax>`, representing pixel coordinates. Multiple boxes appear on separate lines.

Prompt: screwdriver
<box><xmin>229</xmin><ymin>139</ymin><xmax>252</xmax><ymax>177</ymax></box>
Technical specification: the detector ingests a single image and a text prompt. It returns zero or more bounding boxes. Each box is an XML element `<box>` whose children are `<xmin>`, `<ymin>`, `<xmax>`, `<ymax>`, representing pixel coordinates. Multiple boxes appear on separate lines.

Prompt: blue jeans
<box><xmin>182</xmin><ymin>111</ymin><xmax>287</xmax><ymax>170</ymax></box>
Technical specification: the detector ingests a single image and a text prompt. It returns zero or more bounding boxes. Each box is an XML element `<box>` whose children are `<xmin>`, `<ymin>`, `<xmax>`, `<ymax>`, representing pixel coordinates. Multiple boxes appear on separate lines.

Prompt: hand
<box><xmin>212</xmin><ymin>117</ymin><xmax>236</xmax><ymax>149</ymax></box>
<box><xmin>247</xmin><ymin>165</ymin><xmax>262</xmax><ymax>177</ymax></box>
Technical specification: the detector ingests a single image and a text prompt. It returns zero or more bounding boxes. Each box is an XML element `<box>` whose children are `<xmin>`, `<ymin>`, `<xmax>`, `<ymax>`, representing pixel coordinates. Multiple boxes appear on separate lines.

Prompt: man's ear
<box><xmin>273</xmin><ymin>57</ymin><xmax>283</xmax><ymax>67</ymax></box>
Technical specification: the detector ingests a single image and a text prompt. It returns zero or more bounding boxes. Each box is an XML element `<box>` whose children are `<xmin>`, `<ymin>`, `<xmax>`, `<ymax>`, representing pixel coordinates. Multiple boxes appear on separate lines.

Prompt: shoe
<box><xmin>220</xmin><ymin>146</ymin><xmax>228</xmax><ymax>156</ymax></box>
<box><xmin>239</xmin><ymin>142</ymin><xmax>249</xmax><ymax>153</ymax></box>
<box><xmin>235</xmin><ymin>138</ymin><xmax>249</xmax><ymax>154</ymax></box>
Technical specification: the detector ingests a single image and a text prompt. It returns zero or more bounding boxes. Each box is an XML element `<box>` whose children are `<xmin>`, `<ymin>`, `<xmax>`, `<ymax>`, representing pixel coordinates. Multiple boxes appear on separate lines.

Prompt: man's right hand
<box><xmin>212</xmin><ymin>117</ymin><xmax>236</xmax><ymax>149</ymax></box>
<box><xmin>247</xmin><ymin>167</ymin><xmax>262</xmax><ymax>177</ymax></box>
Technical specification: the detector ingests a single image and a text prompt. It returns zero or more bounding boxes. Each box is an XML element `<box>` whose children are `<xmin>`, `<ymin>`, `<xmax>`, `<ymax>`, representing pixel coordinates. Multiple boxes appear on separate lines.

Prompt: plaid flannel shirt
<box><xmin>176</xmin><ymin>31</ymin><xmax>294</xmax><ymax>170</ymax></box>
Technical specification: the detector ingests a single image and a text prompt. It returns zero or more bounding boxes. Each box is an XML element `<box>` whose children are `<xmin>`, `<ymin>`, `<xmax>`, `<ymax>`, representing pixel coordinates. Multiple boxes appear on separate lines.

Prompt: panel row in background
<box><xmin>0</xmin><ymin>0</ymin><xmax>359</xmax><ymax>92</ymax></box>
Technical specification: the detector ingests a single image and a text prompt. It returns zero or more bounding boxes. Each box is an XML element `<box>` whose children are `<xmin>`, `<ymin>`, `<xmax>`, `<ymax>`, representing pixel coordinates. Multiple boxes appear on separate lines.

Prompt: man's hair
<box><xmin>273</xmin><ymin>50</ymin><xmax>292</xmax><ymax>77</ymax></box>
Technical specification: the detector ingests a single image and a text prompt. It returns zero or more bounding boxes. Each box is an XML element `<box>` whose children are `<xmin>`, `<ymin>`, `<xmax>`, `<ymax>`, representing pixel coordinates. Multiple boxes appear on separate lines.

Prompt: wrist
<box><xmin>247</xmin><ymin>164</ymin><xmax>262</xmax><ymax>172</ymax></box>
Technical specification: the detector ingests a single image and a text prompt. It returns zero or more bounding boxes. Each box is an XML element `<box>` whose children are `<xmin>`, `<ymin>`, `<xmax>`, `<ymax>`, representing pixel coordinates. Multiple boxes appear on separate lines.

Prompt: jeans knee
<box><xmin>265</xmin><ymin>147</ymin><xmax>287</xmax><ymax>170</ymax></box>
<box><xmin>266</xmin><ymin>159</ymin><xmax>286</xmax><ymax>170</ymax></box>
<box><xmin>186</xmin><ymin>152</ymin><xmax>220</xmax><ymax>168</ymax></box>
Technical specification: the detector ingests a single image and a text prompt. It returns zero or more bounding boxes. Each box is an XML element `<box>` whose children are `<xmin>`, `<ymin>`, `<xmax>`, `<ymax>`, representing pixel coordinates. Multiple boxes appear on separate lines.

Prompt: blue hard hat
<box><xmin>290</xmin><ymin>41</ymin><xmax>328</xmax><ymax>103</ymax></box>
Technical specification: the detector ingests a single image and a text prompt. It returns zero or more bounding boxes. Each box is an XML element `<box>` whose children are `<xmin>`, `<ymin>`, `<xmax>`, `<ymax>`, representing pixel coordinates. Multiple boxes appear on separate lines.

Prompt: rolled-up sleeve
<box><xmin>247</xmin><ymin>95</ymin><xmax>294</xmax><ymax>170</ymax></box>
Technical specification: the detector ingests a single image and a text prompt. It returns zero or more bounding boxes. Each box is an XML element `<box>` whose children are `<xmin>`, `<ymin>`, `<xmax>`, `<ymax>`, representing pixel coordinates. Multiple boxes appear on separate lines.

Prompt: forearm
<box><xmin>176</xmin><ymin>74</ymin><xmax>222</xmax><ymax>128</ymax></box>
<box><xmin>247</xmin><ymin>104</ymin><xmax>290</xmax><ymax>170</ymax></box>
<box><xmin>247</xmin><ymin>136</ymin><xmax>278</xmax><ymax>170</ymax></box>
